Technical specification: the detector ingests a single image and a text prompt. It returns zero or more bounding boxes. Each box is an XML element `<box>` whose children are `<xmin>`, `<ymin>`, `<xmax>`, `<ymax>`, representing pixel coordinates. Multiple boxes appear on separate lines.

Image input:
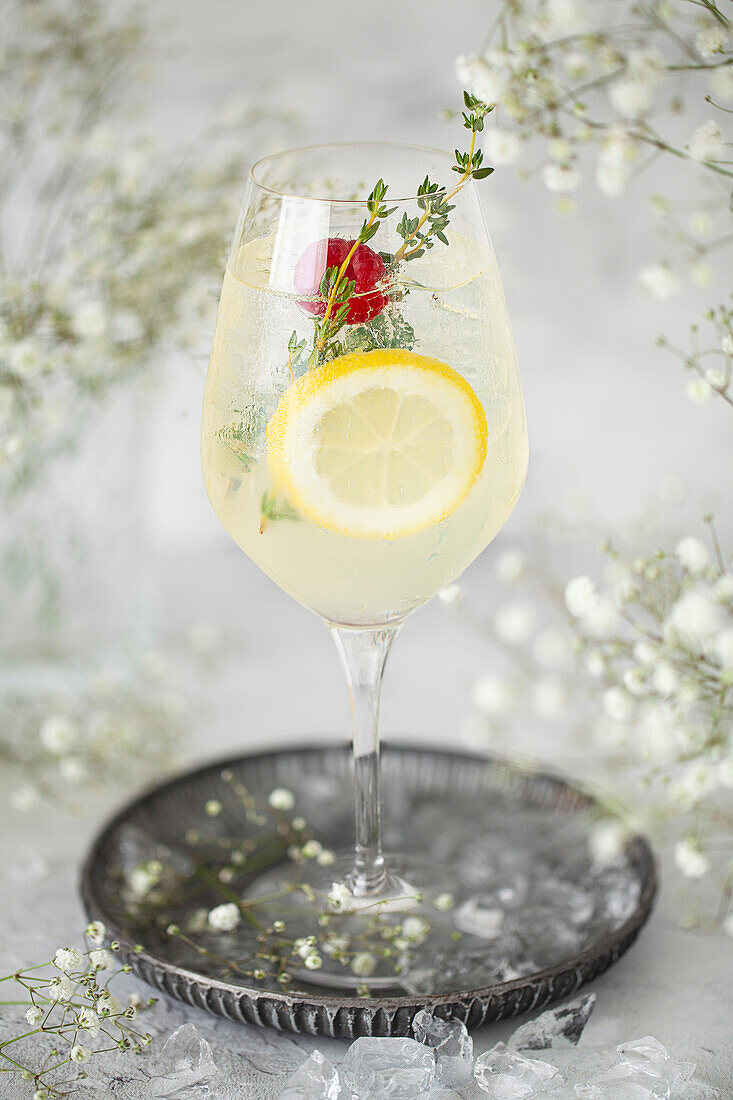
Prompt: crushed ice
<box><xmin>277</xmin><ymin>995</ymin><xmax>718</xmax><ymax>1099</ymax></box>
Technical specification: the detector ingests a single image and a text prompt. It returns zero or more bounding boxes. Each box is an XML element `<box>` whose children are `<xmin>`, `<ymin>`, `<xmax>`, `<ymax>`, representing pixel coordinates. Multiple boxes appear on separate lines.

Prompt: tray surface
<box><xmin>80</xmin><ymin>744</ymin><xmax>656</xmax><ymax>1038</ymax></box>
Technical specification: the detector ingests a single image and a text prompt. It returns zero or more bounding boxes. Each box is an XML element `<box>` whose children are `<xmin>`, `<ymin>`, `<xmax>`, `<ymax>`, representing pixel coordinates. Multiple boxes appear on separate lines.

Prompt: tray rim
<box><xmin>79</xmin><ymin>742</ymin><xmax>657</xmax><ymax>1026</ymax></box>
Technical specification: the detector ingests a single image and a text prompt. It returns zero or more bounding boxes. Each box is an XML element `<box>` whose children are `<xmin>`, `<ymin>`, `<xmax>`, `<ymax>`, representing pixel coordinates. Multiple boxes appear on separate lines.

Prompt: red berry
<box><xmin>294</xmin><ymin>237</ymin><xmax>351</xmax><ymax>299</ymax></box>
<box><xmin>294</xmin><ymin>237</ymin><xmax>389</xmax><ymax>325</ymax></box>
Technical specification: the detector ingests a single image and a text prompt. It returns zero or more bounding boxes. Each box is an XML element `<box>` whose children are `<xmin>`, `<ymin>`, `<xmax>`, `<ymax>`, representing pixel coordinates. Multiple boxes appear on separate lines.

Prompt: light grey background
<box><xmin>3</xmin><ymin>3</ymin><xmax>732</xmax><ymax>1097</ymax></box>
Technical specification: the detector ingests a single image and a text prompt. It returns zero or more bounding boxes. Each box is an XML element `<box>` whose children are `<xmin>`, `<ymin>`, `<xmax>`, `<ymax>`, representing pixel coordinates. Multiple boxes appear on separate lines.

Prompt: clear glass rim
<box><xmin>249</xmin><ymin>141</ymin><xmax>455</xmax><ymax>204</ymax></box>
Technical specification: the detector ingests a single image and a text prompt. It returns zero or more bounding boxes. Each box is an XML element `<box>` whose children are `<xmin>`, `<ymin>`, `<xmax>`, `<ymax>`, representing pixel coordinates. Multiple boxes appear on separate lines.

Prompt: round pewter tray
<box><xmin>80</xmin><ymin>744</ymin><xmax>656</xmax><ymax>1039</ymax></box>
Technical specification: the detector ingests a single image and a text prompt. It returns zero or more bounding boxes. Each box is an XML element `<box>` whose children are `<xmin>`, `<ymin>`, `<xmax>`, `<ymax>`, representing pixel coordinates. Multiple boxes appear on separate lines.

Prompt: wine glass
<box><xmin>201</xmin><ymin>142</ymin><xmax>528</xmax><ymax>983</ymax></box>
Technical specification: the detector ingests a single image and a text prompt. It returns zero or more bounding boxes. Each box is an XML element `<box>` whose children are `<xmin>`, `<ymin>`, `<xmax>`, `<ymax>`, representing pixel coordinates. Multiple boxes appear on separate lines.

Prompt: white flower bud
<box><xmin>676</xmin><ymin>537</ymin><xmax>710</xmax><ymax>576</ymax></box>
<box><xmin>565</xmin><ymin>576</ymin><xmax>596</xmax><ymax>618</ymax></box>
<box><xmin>351</xmin><ymin>952</ymin><xmax>376</xmax><ymax>977</ymax></box>
<box><xmin>673</xmin><ymin>838</ymin><xmax>710</xmax><ymax>879</ymax></box>
<box><xmin>268</xmin><ymin>788</ymin><xmax>295</xmax><ymax>811</ymax></box>
<box><xmin>207</xmin><ymin>903</ymin><xmax>241</xmax><ymax>932</ymax></box>
<box><xmin>602</xmin><ymin>687</ymin><xmax>634</xmax><ymax>723</ymax></box>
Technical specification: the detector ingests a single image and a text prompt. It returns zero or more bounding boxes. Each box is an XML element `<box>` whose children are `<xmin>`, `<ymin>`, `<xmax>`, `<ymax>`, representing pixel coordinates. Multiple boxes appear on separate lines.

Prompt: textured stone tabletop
<box><xmin>2</xmin><ymin>0</ymin><xmax>731</xmax><ymax>1095</ymax></box>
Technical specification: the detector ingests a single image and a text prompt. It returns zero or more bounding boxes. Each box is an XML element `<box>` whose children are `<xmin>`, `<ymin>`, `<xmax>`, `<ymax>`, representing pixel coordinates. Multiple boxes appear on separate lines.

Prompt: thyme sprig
<box><xmin>392</xmin><ymin>92</ymin><xmax>494</xmax><ymax>264</ymax></box>
<box><xmin>259</xmin><ymin>491</ymin><xmax>299</xmax><ymax>533</ymax></box>
<box><xmin>308</xmin><ymin>179</ymin><xmax>396</xmax><ymax>368</ymax></box>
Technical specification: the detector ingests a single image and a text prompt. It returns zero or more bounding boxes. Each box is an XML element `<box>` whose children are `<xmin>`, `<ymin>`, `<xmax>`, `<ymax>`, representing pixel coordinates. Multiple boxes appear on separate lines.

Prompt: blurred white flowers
<box><xmin>207</xmin><ymin>903</ymin><xmax>241</xmax><ymax>932</ymax></box>
<box><xmin>0</xmin><ymin>0</ymin><xmax>294</xmax><ymax>534</ymax></box>
<box><xmin>484</xmin><ymin>128</ymin><xmax>522</xmax><ymax>166</ymax></box>
<box><xmin>696</xmin><ymin>25</ymin><xmax>728</xmax><ymax>59</ymax></box>
<box><xmin>453</xmin><ymin>0</ymin><xmax>732</xmax><ymax>406</ymax></box>
<box><xmin>638</xmin><ymin>265</ymin><xmax>679</xmax><ymax>301</ymax></box>
<box><xmin>541</xmin><ymin>164</ymin><xmax>583</xmax><ymax>194</ymax></box>
<box><xmin>687</xmin><ymin>120</ymin><xmax>725</xmax><ymax>163</ymax></box>
<box><xmin>455</xmin><ymin>522</ymin><xmax>733</xmax><ymax>925</ymax></box>
<box><xmin>5</xmin><ymin>645</ymin><xmax>205</xmax><ymax>815</ymax></box>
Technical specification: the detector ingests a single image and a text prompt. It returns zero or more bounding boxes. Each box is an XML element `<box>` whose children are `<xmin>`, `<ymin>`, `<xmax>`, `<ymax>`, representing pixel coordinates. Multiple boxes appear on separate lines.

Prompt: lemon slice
<box><xmin>266</xmin><ymin>349</ymin><xmax>487</xmax><ymax>539</ymax></box>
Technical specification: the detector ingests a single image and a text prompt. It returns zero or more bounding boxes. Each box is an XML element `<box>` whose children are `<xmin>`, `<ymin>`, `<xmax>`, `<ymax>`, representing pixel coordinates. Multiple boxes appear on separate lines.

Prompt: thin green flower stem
<box><xmin>0</xmin><ymin>1027</ymin><xmax>43</xmax><ymax>1048</ymax></box>
<box><xmin>315</xmin><ymin>216</ymin><xmax>379</xmax><ymax>357</ymax></box>
<box><xmin>0</xmin><ymin>1051</ymin><xmax>31</xmax><ymax>1072</ymax></box>
<box><xmin>393</xmin><ymin>128</ymin><xmax>478</xmax><ymax>263</ymax></box>
<box><xmin>192</xmin><ymin>866</ymin><xmax>260</xmax><ymax>928</ymax></box>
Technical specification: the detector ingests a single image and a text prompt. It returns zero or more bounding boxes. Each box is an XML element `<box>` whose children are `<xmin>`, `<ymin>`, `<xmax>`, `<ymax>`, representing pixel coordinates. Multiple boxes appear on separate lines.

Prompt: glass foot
<box><xmin>242</xmin><ymin>853</ymin><xmax>453</xmax><ymax>990</ymax></box>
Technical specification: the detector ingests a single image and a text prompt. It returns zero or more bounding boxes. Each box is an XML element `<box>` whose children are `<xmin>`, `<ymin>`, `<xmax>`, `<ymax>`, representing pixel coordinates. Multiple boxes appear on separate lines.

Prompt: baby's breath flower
<box><xmin>304</xmin><ymin>953</ymin><xmax>323</xmax><ymax>970</ymax></box>
<box><xmin>586</xmin><ymin>649</ymin><xmax>607</xmax><ymax>678</ymax></box>
<box><xmin>686</xmin><ymin>378</ymin><xmax>712</xmax><ymax>405</ymax></box>
<box><xmin>53</xmin><ymin>947</ymin><xmax>83</xmax><ymax>973</ymax></box>
<box><xmin>437</xmin><ymin>584</ymin><xmax>461</xmax><ymax>604</ymax></box>
<box><xmin>603</xmin><ymin>687</ymin><xmax>634</xmax><ymax>723</ymax></box>
<box><xmin>402</xmin><ymin>916</ymin><xmax>430</xmax><ymax>944</ymax></box>
<box><xmin>589</xmin><ymin>820</ymin><xmax>628</xmax><ymax>866</ymax></box>
<box><xmin>96</xmin><ymin>991</ymin><xmax>121</xmax><ymax>1016</ymax></box>
<box><xmin>696</xmin><ymin>25</ymin><xmax>728</xmax><ymax>58</ymax></box>
<box><xmin>472</xmin><ymin>674</ymin><xmax>515</xmax><ymax>717</ymax></box>
<box><xmin>207</xmin><ymin>903</ymin><xmax>241</xmax><ymax>932</ymax></box>
<box><xmin>205</xmin><ymin>799</ymin><xmax>222</xmax><ymax>816</ymax></box>
<box><xmin>565</xmin><ymin>576</ymin><xmax>596</xmax><ymax>618</ymax></box>
<box><xmin>609</xmin><ymin>80</ymin><xmax>653</xmax><ymax>119</ymax></box>
<box><xmin>25</xmin><ymin>1005</ymin><xmax>44</xmax><ymax>1025</ymax></box>
<box><xmin>709</xmin><ymin>64</ymin><xmax>733</xmax><ymax>104</ymax></box>
<box><xmin>316</xmin><ymin>848</ymin><xmax>336</xmax><ymax>866</ymax></box>
<box><xmin>666</xmin><ymin>589</ymin><xmax>724</xmax><ymax>651</ymax></box>
<box><xmin>674</xmin><ymin>837</ymin><xmax>710</xmax><ymax>879</ymax></box>
<box><xmin>39</xmin><ymin>715</ymin><xmax>77</xmax><ymax>754</ymax></box>
<box><xmin>75</xmin><ymin>1007</ymin><xmax>100</xmax><ymax>1036</ymax></box>
<box><xmin>47</xmin><ymin>975</ymin><xmax>73</xmax><ymax>1002</ymax></box>
<box><xmin>638</xmin><ymin>264</ymin><xmax>679</xmax><ymax>300</ymax></box>
<box><xmin>433</xmin><ymin>892</ymin><xmax>455</xmax><ymax>911</ymax></box>
<box><xmin>494</xmin><ymin>599</ymin><xmax>537</xmax><ymax>644</ymax></box>
<box><xmin>541</xmin><ymin>163</ymin><xmax>583</xmax><ymax>194</ymax></box>
<box><xmin>268</xmin><ymin>788</ymin><xmax>295</xmax><ymax>811</ymax></box>
<box><xmin>89</xmin><ymin>948</ymin><xmax>115</xmax><ymax>971</ymax></box>
<box><xmin>716</xmin><ymin>629</ymin><xmax>733</xmax><ymax>670</ymax></box>
<box><xmin>70</xmin><ymin>1044</ymin><xmax>91</xmax><ymax>1064</ymax></box>
<box><xmin>351</xmin><ymin>952</ymin><xmax>376</xmax><ymax>977</ymax></box>
<box><xmin>676</xmin><ymin>537</ymin><xmax>710</xmax><ymax>577</ymax></box>
<box><xmin>327</xmin><ymin>882</ymin><xmax>353</xmax><ymax>911</ymax></box>
<box><xmin>652</xmin><ymin>660</ymin><xmax>679</xmax><ymax>697</ymax></box>
<box><xmin>495</xmin><ymin>550</ymin><xmax>527</xmax><ymax>585</ymax></box>
<box><xmin>455</xmin><ymin>54</ymin><xmax>510</xmax><ymax>105</ymax></box>
<box><xmin>484</xmin><ymin>129</ymin><xmax>522</xmax><ymax>167</ymax></box>
<box><xmin>688</xmin><ymin>120</ymin><xmax>725</xmax><ymax>163</ymax></box>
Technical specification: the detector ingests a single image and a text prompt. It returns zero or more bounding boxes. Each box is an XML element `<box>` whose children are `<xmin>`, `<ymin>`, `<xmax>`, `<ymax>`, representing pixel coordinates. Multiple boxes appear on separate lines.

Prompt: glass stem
<box><xmin>331</xmin><ymin>625</ymin><xmax>400</xmax><ymax>897</ymax></box>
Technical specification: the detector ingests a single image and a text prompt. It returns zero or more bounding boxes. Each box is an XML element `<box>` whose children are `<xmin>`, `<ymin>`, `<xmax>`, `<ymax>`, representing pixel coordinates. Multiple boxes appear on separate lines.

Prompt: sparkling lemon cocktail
<box><xmin>202</xmin><ymin>232</ymin><xmax>527</xmax><ymax>627</ymax></box>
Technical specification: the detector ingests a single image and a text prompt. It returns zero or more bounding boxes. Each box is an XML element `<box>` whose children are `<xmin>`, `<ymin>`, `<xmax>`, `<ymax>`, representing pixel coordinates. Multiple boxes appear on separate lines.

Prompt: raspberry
<box><xmin>294</xmin><ymin>237</ymin><xmax>389</xmax><ymax>325</ymax></box>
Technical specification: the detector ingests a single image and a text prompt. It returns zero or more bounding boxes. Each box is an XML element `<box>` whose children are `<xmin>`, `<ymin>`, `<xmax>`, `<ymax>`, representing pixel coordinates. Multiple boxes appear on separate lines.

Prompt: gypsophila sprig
<box><xmin>3</xmin><ymin>638</ymin><xmax>214</xmax><ymax>815</ymax></box>
<box><xmin>0</xmin><ymin>0</ymin><xmax>296</xmax><ymax>635</ymax></box>
<box><xmin>0</xmin><ymin>931</ymin><xmax>156</xmax><ymax>1098</ymax></box>
<box><xmin>454</xmin><ymin>0</ymin><xmax>732</xmax><ymax>404</ymax></box>
<box><xmin>114</xmin><ymin>770</ymin><xmax>461</xmax><ymax>997</ymax></box>
<box><xmin>658</xmin><ymin>298</ymin><xmax>733</xmax><ymax>408</ymax></box>
<box><xmin>452</xmin><ymin>518</ymin><xmax>733</xmax><ymax>931</ymax></box>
